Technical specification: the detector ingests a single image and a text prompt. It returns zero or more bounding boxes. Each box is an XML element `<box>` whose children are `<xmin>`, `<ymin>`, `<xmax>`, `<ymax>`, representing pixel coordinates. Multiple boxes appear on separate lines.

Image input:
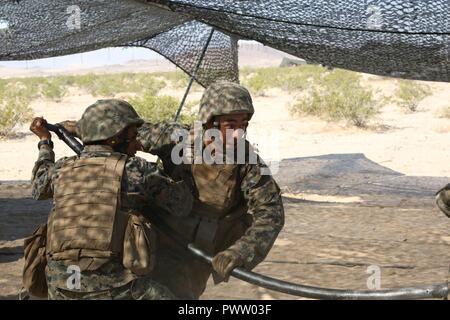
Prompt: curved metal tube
<box><xmin>188</xmin><ymin>244</ymin><xmax>449</xmax><ymax>300</ymax></box>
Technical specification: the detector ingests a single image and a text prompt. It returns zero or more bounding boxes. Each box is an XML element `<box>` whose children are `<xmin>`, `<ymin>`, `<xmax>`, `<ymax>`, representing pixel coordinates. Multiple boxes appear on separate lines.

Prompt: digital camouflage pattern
<box><xmin>47</xmin><ymin>259</ymin><xmax>175</xmax><ymax>300</ymax></box>
<box><xmin>137</xmin><ymin>121</ymin><xmax>285</xmax><ymax>299</ymax></box>
<box><xmin>31</xmin><ymin>144</ymin><xmax>193</xmax><ymax>298</ymax></box>
<box><xmin>198</xmin><ymin>81</ymin><xmax>255</xmax><ymax>124</ymax></box>
<box><xmin>77</xmin><ymin>99</ymin><xmax>144</xmax><ymax>143</ymax></box>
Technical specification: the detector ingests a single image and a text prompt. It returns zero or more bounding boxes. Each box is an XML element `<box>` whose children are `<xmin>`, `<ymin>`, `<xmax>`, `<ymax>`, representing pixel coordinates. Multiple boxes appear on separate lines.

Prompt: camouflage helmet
<box><xmin>77</xmin><ymin>99</ymin><xmax>144</xmax><ymax>143</ymax></box>
<box><xmin>198</xmin><ymin>81</ymin><xmax>254</xmax><ymax>125</ymax></box>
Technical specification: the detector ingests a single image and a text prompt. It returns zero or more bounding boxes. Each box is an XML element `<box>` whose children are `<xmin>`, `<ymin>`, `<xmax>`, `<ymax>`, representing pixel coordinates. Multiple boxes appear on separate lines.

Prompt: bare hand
<box><xmin>30</xmin><ymin>117</ymin><xmax>51</xmax><ymax>140</ymax></box>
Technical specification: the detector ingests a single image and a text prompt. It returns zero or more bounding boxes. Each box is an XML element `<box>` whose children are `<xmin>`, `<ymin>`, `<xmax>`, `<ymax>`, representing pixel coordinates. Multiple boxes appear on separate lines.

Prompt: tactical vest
<box><xmin>162</xmin><ymin>163</ymin><xmax>252</xmax><ymax>254</ymax></box>
<box><xmin>47</xmin><ymin>154</ymin><xmax>151</xmax><ymax>272</ymax></box>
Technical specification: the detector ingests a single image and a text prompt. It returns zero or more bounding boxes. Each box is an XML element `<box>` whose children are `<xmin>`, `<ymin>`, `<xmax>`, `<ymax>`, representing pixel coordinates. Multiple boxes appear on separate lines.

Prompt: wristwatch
<box><xmin>38</xmin><ymin>139</ymin><xmax>54</xmax><ymax>150</ymax></box>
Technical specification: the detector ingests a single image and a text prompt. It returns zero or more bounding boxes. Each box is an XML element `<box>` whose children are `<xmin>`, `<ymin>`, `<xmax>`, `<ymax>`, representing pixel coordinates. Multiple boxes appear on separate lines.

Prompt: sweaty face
<box><xmin>217</xmin><ymin>113</ymin><xmax>249</xmax><ymax>146</ymax></box>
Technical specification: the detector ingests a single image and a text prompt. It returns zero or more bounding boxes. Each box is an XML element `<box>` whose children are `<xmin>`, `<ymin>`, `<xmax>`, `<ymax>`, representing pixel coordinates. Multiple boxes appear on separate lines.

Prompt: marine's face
<box><xmin>217</xmin><ymin>113</ymin><xmax>249</xmax><ymax>146</ymax></box>
<box><xmin>123</xmin><ymin>125</ymin><xmax>142</xmax><ymax>157</ymax></box>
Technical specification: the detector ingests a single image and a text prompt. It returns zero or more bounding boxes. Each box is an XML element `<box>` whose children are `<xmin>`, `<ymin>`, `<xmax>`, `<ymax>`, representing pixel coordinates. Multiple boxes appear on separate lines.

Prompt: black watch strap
<box><xmin>38</xmin><ymin>139</ymin><xmax>54</xmax><ymax>150</ymax></box>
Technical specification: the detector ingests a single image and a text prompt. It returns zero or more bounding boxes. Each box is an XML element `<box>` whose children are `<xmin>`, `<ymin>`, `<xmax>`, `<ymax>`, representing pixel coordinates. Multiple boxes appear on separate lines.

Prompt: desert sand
<box><xmin>1</xmin><ymin>75</ymin><xmax>449</xmax><ymax>181</ymax></box>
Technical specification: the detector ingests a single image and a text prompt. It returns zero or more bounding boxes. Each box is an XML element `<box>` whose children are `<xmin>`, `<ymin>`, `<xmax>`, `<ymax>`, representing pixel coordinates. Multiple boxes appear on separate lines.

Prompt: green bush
<box><xmin>153</xmin><ymin>70</ymin><xmax>204</xmax><ymax>92</ymax></box>
<box><xmin>241</xmin><ymin>65</ymin><xmax>327</xmax><ymax>95</ymax></box>
<box><xmin>241</xmin><ymin>67</ymin><xmax>284</xmax><ymax>94</ymax></box>
<box><xmin>60</xmin><ymin>73</ymin><xmax>165</xmax><ymax>97</ymax></box>
<box><xmin>11</xmin><ymin>77</ymin><xmax>41</xmax><ymax>102</ymax></box>
<box><xmin>88</xmin><ymin>74</ymin><xmax>124</xmax><ymax>97</ymax></box>
<box><xmin>0</xmin><ymin>79</ymin><xmax>34</xmax><ymax>137</ymax></box>
<box><xmin>290</xmin><ymin>69</ymin><xmax>380</xmax><ymax>128</ymax></box>
<box><xmin>0</xmin><ymin>96</ymin><xmax>33</xmax><ymax>138</ymax></box>
<box><xmin>395</xmin><ymin>79</ymin><xmax>431</xmax><ymax>112</ymax></box>
<box><xmin>129</xmin><ymin>93</ymin><xmax>195</xmax><ymax>124</ymax></box>
<box><xmin>41</xmin><ymin>78</ymin><xmax>67</xmax><ymax>101</ymax></box>
<box><xmin>71</xmin><ymin>73</ymin><xmax>126</xmax><ymax>97</ymax></box>
<box><xmin>239</xmin><ymin>67</ymin><xmax>253</xmax><ymax>79</ymax></box>
<box><xmin>154</xmin><ymin>70</ymin><xmax>189</xmax><ymax>88</ymax></box>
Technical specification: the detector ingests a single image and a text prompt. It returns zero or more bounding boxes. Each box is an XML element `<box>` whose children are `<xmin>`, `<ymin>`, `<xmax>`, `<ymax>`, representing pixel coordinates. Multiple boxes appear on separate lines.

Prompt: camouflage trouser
<box><xmin>48</xmin><ymin>276</ymin><xmax>176</xmax><ymax>300</ymax></box>
<box><xmin>149</xmin><ymin>216</ymin><xmax>251</xmax><ymax>299</ymax></box>
<box><xmin>150</xmin><ymin>250</ymin><xmax>212</xmax><ymax>300</ymax></box>
<box><xmin>149</xmin><ymin>233</ymin><xmax>213</xmax><ymax>300</ymax></box>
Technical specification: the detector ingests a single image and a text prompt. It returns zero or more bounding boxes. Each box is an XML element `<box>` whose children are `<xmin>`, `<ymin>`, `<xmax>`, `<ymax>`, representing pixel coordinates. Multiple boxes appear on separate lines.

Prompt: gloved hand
<box><xmin>436</xmin><ymin>185</ymin><xmax>450</xmax><ymax>218</ymax></box>
<box><xmin>212</xmin><ymin>249</ymin><xmax>244</xmax><ymax>282</ymax></box>
<box><xmin>58</xmin><ymin>120</ymin><xmax>80</xmax><ymax>138</ymax></box>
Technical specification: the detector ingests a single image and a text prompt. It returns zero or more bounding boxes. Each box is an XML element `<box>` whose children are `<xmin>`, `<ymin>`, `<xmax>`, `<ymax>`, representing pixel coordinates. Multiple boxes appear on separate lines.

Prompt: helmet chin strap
<box><xmin>109</xmin><ymin>130</ymin><xmax>129</xmax><ymax>154</ymax></box>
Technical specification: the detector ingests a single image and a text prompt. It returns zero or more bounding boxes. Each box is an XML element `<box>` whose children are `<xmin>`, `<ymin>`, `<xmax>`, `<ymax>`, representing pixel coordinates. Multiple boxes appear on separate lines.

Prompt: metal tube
<box><xmin>45</xmin><ymin>123</ymin><xmax>83</xmax><ymax>155</ymax></box>
<box><xmin>188</xmin><ymin>244</ymin><xmax>449</xmax><ymax>300</ymax></box>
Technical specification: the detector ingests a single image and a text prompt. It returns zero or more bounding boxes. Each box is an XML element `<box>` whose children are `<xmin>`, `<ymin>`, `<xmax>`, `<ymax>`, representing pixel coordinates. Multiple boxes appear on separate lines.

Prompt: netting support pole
<box><xmin>174</xmin><ymin>27</ymin><xmax>215</xmax><ymax>121</ymax></box>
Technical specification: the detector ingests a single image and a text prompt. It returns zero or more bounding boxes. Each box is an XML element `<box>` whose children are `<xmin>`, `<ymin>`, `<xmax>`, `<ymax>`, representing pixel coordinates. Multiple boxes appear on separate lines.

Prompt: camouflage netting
<box><xmin>124</xmin><ymin>21</ymin><xmax>239</xmax><ymax>86</ymax></box>
<box><xmin>0</xmin><ymin>0</ymin><xmax>237</xmax><ymax>87</ymax></box>
<box><xmin>158</xmin><ymin>0</ymin><xmax>450</xmax><ymax>82</ymax></box>
<box><xmin>0</xmin><ymin>0</ymin><xmax>449</xmax><ymax>83</ymax></box>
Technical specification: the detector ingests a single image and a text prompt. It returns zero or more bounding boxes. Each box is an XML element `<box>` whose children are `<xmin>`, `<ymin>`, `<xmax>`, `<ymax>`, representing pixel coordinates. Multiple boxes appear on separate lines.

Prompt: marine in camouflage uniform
<box><xmin>137</xmin><ymin>81</ymin><xmax>285</xmax><ymax>299</ymax></box>
<box><xmin>30</xmin><ymin>99</ymin><xmax>193</xmax><ymax>300</ymax></box>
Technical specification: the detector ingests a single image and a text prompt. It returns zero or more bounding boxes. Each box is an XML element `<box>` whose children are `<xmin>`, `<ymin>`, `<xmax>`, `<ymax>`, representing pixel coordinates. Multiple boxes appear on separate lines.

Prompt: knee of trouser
<box><xmin>130</xmin><ymin>277</ymin><xmax>177</xmax><ymax>300</ymax></box>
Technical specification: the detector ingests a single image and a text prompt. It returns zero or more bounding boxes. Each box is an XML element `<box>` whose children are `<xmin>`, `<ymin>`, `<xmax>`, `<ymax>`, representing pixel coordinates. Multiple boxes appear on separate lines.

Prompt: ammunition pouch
<box><xmin>123</xmin><ymin>211</ymin><xmax>156</xmax><ymax>275</ymax></box>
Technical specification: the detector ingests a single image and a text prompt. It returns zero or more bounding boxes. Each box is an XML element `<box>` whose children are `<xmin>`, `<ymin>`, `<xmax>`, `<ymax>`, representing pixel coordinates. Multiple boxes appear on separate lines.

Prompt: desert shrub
<box><xmin>245</xmin><ymin>72</ymin><xmax>268</xmax><ymax>94</ymax></box>
<box><xmin>241</xmin><ymin>65</ymin><xmax>327</xmax><ymax>95</ymax></box>
<box><xmin>130</xmin><ymin>73</ymin><xmax>166</xmax><ymax>94</ymax></box>
<box><xmin>0</xmin><ymin>96</ymin><xmax>32</xmax><ymax>137</ymax></box>
<box><xmin>11</xmin><ymin>77</ymin><xmax>41</xmax><ymax>102</ymax></box>
<box><xmin>68</xmin><ymin>73</ymin><xmax>165</xmax><ymax>97</ymax></box>
<box><xmin>128</xmin><ymin>93</ymin><xmax>195</xmax><ymax>124</ymax></box>
<box><xmin>76</xmin><ymin>73</ymin><xmax>127</xmax><ymax>97</ymax></box>
<box><xmin>154</xmin><ymin>70</ymin><xmax>190</xmax><ymax>88</ymax></box>
<box><xmin>290</xmin><ymin>69</ymin><xmax>380</xmax><ymax>128</ymax></box>
<box><xmin>395</xmin><ymin>79</ymin><xmax>431</xmax><ymax>112</ymax></box>
<box><xmin>438</xmin><ymin>105</ymin><xmax>450</xmax><ymax>119</ymax></box>
<box><xmin>154</xmin><ymin>70</ymin><xmax>203</xmax><ymax>92</ymax></box>
<box><xmin>0</xmin><ymin>79</ymin><xmax>34</xmax><ymax>137</ymax></box>
<box><xmin>41</xmin><ymin>77</ymin><xmax>68</xmax><ymax>101</ymax></box>
<box><xmin>239</xmin><ymin>66</ymin><xmax>253</xmax><ymax>79</ymax></box>
<box><xmin>93</xmin><ymin>75</ymin><xmax>126</xmax><ymax>97</ymax></box>
<box><xmin>241</xmin><ymin>67</ymin><xmax>283</xmax><ymax>94</ymax></box>
<box><xmin>70</xmin><ymin>73</ymin><xmax>96</xmax><ymax>92</ymax></box>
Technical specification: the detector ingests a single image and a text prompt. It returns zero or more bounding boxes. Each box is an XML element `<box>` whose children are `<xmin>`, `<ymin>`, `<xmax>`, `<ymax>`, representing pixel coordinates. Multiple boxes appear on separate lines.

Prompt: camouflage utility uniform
<box><xmin>32</xmin><ymin>100</ymin><xmax>193</xmax><ymax>300</ymax></box>
<box><xmin>137</xmin><ymin>82</ymin><xmax>285</xmax><ymax>299</ymax></box>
